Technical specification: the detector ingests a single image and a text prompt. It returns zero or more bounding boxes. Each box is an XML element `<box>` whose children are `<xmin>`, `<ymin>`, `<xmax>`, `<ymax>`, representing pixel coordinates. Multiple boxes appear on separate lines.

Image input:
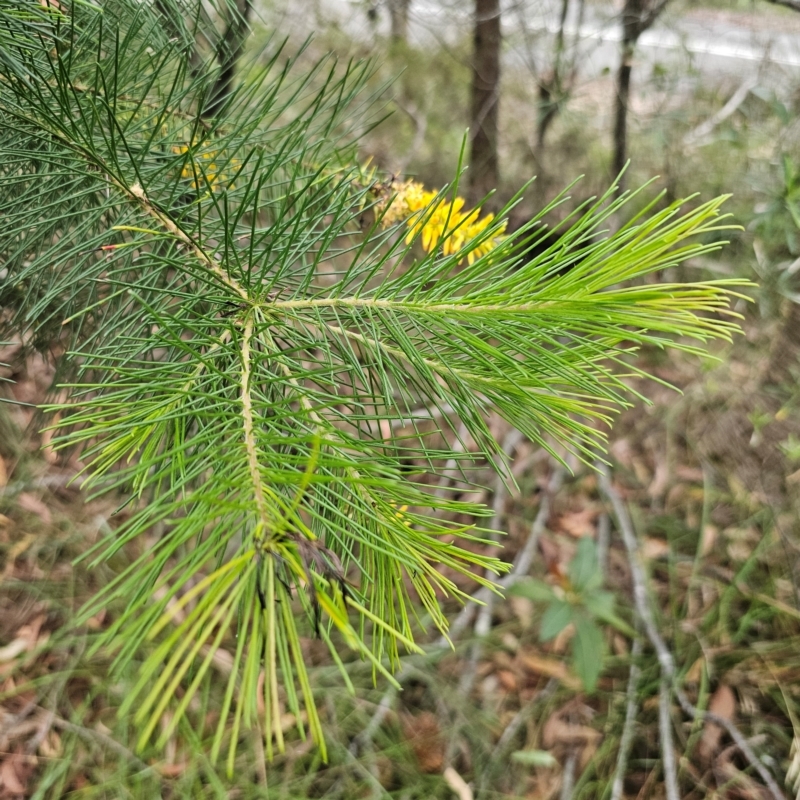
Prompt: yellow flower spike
<box><xmin>376</xmin><ymin>173</ymin><xmax>506</xmax><ymax>262</ymax></box>
<box><xmin>388</xmin><ymin>501</ymin><xmax>412</xmax><ymax>527</ymax></box>
<box><xmin>173</xmin><ymin>140</ymin><xmax>236</xmax><ymax>193</ymax></box>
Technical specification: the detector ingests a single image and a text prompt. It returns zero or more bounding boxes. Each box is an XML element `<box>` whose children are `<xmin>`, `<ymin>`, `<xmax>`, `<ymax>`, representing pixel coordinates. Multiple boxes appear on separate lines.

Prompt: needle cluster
<box><xmin>0</xmin><ymin>0</ymin><xmax>747</xmax><ymax>765</ymax></box>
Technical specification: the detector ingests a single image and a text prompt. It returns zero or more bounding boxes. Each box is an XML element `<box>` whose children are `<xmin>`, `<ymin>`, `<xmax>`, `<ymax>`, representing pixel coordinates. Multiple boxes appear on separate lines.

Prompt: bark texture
<box><xmin>388</xmin><ymin>0</ymin><xmax>411</xmax><ymax>42</ymax></box>
<box><xmin>468</xmin><ymin>0</ymin><xmax>501</xmax><ymax>206</ymax></box>
<box><xmin>612</xmin><ymin>0</ymin><xmax>669</xmax><ymax>194</ymax></box>
<box><xmin>204</xmin><ymin>0</ymin><xmax>253</xmax><ymax>118</ymax></box>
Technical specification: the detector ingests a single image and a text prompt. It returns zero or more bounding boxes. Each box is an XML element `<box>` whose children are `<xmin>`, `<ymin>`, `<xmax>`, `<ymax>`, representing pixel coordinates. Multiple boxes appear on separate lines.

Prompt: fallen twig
<box><xmin>659</xmin><ymin>678</ymin><xmax>680</xmax><ymax>800</ymax></box>
<box><xmin>610</xmin><ymin>637</ymin><xmax>642</xmax><ymax>800</ymax></box>
<box><xmin>597</xmin><ymin>511</ymin><xmax>610</xmax><ymax>576</ymax></box>
<box><xmin>683</xmin><ymin>77</ymin><xmax>757</xmax><ymax>147</ymax></box>
<box><xmin>444</xmin><ymin>765</ymin><xmax>474</xmax><ymax>800</ymax></box>
<box><xmin>560</xmin><ymin>751</ymin><xmax>577</xmax><ymax>800</ymax></box>
<box><xmin>473</xmin><ymin>429</ymin><xmax>525</xmax><ymax>639</ymax></box>
<box><xmin>349</xmin><ymin>690</ymin><xmax>396</xmax><ymax>757</ymax></box>
<box><xmin>50</xmin><ymin>715</ymin><xmax>156</xmax><ymax>777</ymax></box>
<box><xmin>447</xmin><ymin>463</ymin><xmax>564</xmax><ymax>642</ymax></box>
<box><xmin>355</xmin><ymin>454</ymin><xmax>564</xmax><ymax>758</ymax></box>
<box><xmin>598</xmin><ymin>464</ymin><xmax>786</xmax><ymax>800</ymax></box>
<box><xmin>673</xmin><ymin>689</ymin><xmax>784</xmax><ymax>800</ymax></box>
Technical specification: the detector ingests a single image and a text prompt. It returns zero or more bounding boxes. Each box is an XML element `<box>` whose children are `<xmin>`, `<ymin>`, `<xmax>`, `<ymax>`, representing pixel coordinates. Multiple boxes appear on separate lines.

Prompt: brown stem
<box><xmin>612</xmin><ymin>0</ymin><xmax>671</xmax><ymax>195</ymax></box>
<box><xmin>388</xmin><ymin>0</ymin><xmax>411</xmax><ymax>42</ymax></box>
<box><xmin>204</xmin><ymin>0</ymin><xmax>253</xmax><ymax>118</ymax></box>
<box><xmin>612</xmin><ymin>40</ymin><xmax>634</xmax><ymax>193</ymax></box>
<box><xmin>468</xmin><ymin>0</ymin><xmax>501</xmax><ymax>206</ymax></box>
<box><xmin>765</xmin><ymin>0</ymin><xmax>800</xmax><ymax>9</ymax></box>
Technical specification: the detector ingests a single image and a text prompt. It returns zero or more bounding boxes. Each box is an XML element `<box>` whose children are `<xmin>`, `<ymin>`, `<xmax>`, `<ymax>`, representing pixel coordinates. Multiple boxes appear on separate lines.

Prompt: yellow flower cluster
<box><xmin>389</xmin><ymin>501</ymin><xmax>412</xmax><ymax>527</ymax></box>
<box><xmin>378</xmin><ymin>179</ymin><xmax>506</xmax><ymax>264</ymax></box>
<box><xmin>173</xmin><ymin>142</ymin><xmax>238</xmax><ymax>192</ymax></box>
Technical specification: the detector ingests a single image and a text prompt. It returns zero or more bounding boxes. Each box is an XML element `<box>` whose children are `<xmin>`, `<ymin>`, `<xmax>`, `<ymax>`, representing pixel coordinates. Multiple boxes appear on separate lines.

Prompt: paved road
<box><xmin>306</xmin><ymin>0</ymin><xmax>800</xmax><ymax>88</ymax></box>
<box><xmin>505</xmin><ymin>0</ymin><xmax>800</xmax><ymax>82</ymax></box>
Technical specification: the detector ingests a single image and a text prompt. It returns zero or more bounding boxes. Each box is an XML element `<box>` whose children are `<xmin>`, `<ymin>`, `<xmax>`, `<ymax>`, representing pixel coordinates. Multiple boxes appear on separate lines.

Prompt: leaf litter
<box><xmin>0</xmin><ymin>321</ymin><xmax>799</xmax><ymax>797</ymax></box>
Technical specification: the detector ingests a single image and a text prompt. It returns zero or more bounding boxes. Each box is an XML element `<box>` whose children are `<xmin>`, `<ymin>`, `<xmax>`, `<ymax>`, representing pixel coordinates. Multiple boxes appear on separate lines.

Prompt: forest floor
<box><xmin>1</xmin><ymin>303</ymin><xmax>800</xmax><ymax>800</ymax></box>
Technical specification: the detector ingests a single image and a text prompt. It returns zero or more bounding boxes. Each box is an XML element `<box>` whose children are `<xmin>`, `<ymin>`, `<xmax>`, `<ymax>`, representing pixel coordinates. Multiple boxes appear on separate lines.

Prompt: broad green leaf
<box><xmin>585</xmin><ymin>589</ymin><xmax>616</xmax><ymax>620</ymax></box>
<box><xmin>539</xmin><ymin>600</ymin><xmax>573</xmax><ymax>642</ymax></box>
<box><xmin>573</xmin><ymin>615</ymin><xmax>605</xmax><ymax>692</ymax></box>
<box><xmin>568</xmin><ymin>536</ymin><xmax>602</xmax><ymax>593</ymax></box>
<box><xmin>586</xmin><ymin>590</ymin><xmax>637</xmax><ymax>638</ymax></box>
<box><xmin>508</xmin><ymin>578</ymin><xmax>557</xmax><ymax>603</ymax></box>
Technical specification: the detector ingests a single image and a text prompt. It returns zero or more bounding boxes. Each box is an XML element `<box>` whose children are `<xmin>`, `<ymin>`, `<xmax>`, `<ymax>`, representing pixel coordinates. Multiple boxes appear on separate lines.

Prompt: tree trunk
<box><xmin>388</xmin><ymin>0</ymin><xmax>411</xmax><ymax>42</ymax></box>
<box><xmin>612</xmin><ymin>38</ymin><xmax>634</xmax><ymax>193</ymax></box>
<box><xmin>204</xmin><ymin>0</ymin><xmax>253</xmax><ymax>118</ymax></box>
<box><xmin>468</xmin><ymin>0</ymin><xmax>501</xmax><ymax>206</ymax></box>
<box><xmin>612</xmin><ymin>0</ymin><xmax>643</xmax><ymax>195</ymax></box>
<box><xmin>535</xmin><ymin>0</ymin><xmax>570</xmax><ymax>154</ymax></box>
<box><xmin>612</xmin><ymin>0</ymin><xmax>672</xmax><ymax>195</ymax></box>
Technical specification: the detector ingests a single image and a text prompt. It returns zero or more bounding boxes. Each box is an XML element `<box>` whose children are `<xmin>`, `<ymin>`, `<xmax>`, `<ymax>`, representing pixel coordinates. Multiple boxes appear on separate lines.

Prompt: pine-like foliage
<box><xmin>1</xmin><ymin>0</ymin><xmax>744</xmax><ymax>764</ymax></box>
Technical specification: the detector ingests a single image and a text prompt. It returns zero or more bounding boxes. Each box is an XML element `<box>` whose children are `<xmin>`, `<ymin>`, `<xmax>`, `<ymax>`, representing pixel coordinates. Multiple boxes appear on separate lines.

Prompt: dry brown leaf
<box><xmin>208</xmin><ymin>647</ymin><xmax>234</xmax><ymax>675</ymax></box>
<box><xmin>509</xmin><ymin>595</ymin><xmax>533</xmax><ymax>629</ymax></box>
<box><xmin>40</xmin><ymin>426</ymin><xmax>59</xmax><ymax>465</ymax></box>
<box><xmin>542</xmin><ymin>716</ymin><xmax>601</xmax><ymax>749</ymax></box>
<box><xmin>647</xmin><ymin>460</ymin><xmax>670</xmax><ymax>499</ymax></box>
<box><xmin>723</xmin><ymin>527</ymin><xmax>760</xmax><ymax>565</ymax></box>
<box><xmin>0</xmin><ymin>751</ymin><xmax>35</xmax><ymax>798</ymax></box>
<box><xmin>641</xmin><ymin>537</ymin><xmax>670</xmax><ymax>560</ymax></box>
<box><xmin>699</xmin><ymin>684</ymin><xmax>736</xmax><ymax>763</ymax></box>
<box><xmin>551</xmin><ymin>623</ymin><xmax>575</xmax><ymax>655</ymax></box>
<box><xmin>158</xmin><ymin>763</ymin><xmax>188</xmax><ymax>778</ymax></box>
<box><xmin>554</xmin><ymin>508</ymin><xmax>598</xmax><ymax>539</ymax></box>
<box><xmin>700</xmin><ymin>524</ymin><xmax>719</xmax><ymax>557</ymax></box>
<box><xmin>2</xmin><ymin>534</ymin><xmax>36</xmax><ymax>578</ymax></box>
<box><xmin>400</xmin><ymin>711</ymin><xmax>444</xmax><ymax>773</ymax></box>
<box><xmin>16</xmin><ymin>493</ymin><xmax>52</xmax><ymax>525</ymax></box>
<box><xmin>611</xmin><ymin>633</ymin><xmax>628</xmax><ymax>657</ymax></box>
<box><xmin>496</xmin><ymin>669</ymin><xmax>517</xmax><ymax>692</ymax></box>
<box><xmin>518</xmin><ymin>651</ymin><xmax>581</xmax><ymax>691</ymax></box>
<box><xmin>631</xmin><ymin>457</ymin><xmax>651</xmax><ymax>486</ymax></box>
<box><xmin>713</xmin><ymin>741</ymin><xmax>770</xmax><ymax>799</ymax></box>
<box><xmin>0</xmin><ymin>615</ymin><xmax>47</xmax><ymax>673</ymax></box>
<box><xmin>17</xmin><ymin>614</ymin><xmax>47</xmax><ymax>649</ymax></box>
<box><xmin>538</xmin><ymin>536</ymin><xmax>562</xmax><ymax>573</ymax></box>
<box><xmin>609</xmin><ymin>438</ymin><xmax>633</xmax><ymax>468</ymax></box>
<box><xmin>38</xmin><ymin>730</ymin><xmax>62</xmax><ymax>758</ymax></box>
<box><xmin>684</xmin><ymin>656</ymin><xmax>705</xmax><ymax>685</ymax></box>
<box><xmin>665</xmin><ymin>483</ymin><xmax>687</xmax><ymax>510</ymax></box>
<box><xmin>0</xmin><ymin>640</ymin><xmax>28</xmax><ymax>664</ymax></box>
<box><xmin>785</xmin><ymin>467</ymin><xmax>800</xmax><ymax>486</ymax></box>
<box><xmin>675</xmin><ymin>465</ymin><xmax>704</xmax><ymax>482</ymax></box>
<box><xmin>85</xmin><ymin>610</ymin><xmax>107</xmax><ymax>631</ymax></box>
<box><xmin>0</xmin><ymin>459</ymin><xmax>7</xmax><ymax>489</ymax></box>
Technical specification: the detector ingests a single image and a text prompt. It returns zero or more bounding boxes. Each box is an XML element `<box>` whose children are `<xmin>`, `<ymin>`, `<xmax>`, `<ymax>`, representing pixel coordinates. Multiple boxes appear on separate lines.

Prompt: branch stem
<box><xmin>240</xmin><ymin>314</ymin><xmax>272</xmax><ymax>542</ymax></box>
